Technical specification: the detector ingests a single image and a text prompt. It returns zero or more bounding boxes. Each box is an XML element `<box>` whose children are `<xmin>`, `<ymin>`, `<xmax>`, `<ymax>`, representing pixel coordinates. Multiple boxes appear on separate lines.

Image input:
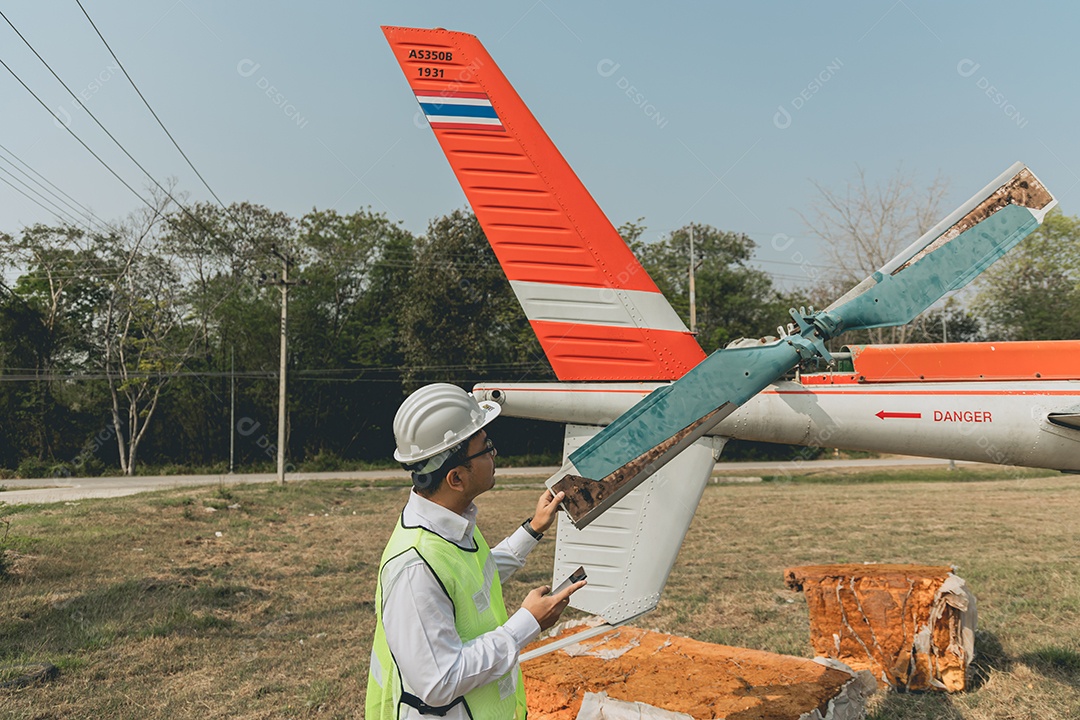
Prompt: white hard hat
<box><xmin>393</xmin><ymin>383</ymin><xmax>501</xmax><ymax>474</ymax></box>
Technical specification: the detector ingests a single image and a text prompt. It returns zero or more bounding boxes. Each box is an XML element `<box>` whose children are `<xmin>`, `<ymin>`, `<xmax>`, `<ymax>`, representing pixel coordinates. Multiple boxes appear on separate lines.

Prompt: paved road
<box><xmin>0</xmin><ymin>456</ymin><xmax>997</xmax><ymax>506</ymax></box>
<box><xmin>0</xmin><ymin>466</ymin><xmax>564</xmax><ymax>506</ymax></box>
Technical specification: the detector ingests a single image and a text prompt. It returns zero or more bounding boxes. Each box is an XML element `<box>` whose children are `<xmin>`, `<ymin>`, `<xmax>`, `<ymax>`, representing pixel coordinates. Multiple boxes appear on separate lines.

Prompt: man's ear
<box><xmin>444</xmin><ymin>467</ymin><xmax>466</xmax><ymax>493</ymax></box>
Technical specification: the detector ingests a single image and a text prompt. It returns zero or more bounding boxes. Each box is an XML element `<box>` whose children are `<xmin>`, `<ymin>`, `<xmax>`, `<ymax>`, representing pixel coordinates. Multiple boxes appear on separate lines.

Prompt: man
<box><xmin>367</xmin><ymin>383</ymin><xmax>585</xmax><ymax>720</ymax></box>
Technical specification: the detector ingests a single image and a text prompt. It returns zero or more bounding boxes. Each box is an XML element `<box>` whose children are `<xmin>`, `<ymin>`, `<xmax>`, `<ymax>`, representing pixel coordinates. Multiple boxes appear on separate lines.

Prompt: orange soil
<box><xmin>522</xmin><ymin>625</ymin><xmax>856</xmax><ymax>720</ymax></box>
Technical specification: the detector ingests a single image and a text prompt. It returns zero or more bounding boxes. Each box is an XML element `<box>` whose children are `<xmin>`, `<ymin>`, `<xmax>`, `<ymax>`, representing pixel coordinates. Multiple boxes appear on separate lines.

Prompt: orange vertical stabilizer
<box><xmin>382</xmin><ymin>26</ymin><xmax>706</xmax><ymax>381</ymax></box>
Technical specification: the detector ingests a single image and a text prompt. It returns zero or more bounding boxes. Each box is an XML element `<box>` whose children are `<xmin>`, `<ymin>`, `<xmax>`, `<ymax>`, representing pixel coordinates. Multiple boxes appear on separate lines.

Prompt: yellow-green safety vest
<box><xmin>366</xmin><ymin>515</ymin><xmax>528</xmax><ymax>720</ymax></box>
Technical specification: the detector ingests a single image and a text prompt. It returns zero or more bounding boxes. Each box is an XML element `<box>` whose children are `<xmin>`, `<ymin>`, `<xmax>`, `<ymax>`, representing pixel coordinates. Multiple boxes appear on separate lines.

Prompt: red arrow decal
<box><xmin>876</xmin><ymin>410</ymin><xmax>923</xmax><ymax>420</ymax></box>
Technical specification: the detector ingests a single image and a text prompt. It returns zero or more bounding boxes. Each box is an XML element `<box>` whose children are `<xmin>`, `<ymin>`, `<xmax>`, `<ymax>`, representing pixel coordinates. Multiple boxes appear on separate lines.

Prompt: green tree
<box><xmin>627</xmin><ymin>222</ymin><xmax>785</xmax><ymax>352</ymax></box>
<box><xmin>92</xmin><ymin>189</ymin><xmax>224</xmax><ymax>475</ymax></box>
<box><xmin>399</xmin><ymin>209</ymin><xmax>551</xmax><ymax>387</ymax></box>
<box><xmin>0</xmin><ymin>225</ymin><xmax>106</xmax><ymax>464</ymax></box>
<box><xmin>904</xmin><ymin>304</ymin><xmax>984</xmax><ymax>344</ymax></box>
<box><xmin>0</xmin><ymin>288</ymin><xmax>51</xmax><ymax>468</ymax></box>
<box><xmin>157</xmin><ymin>202</ymin><xmax>294</xmax><ymax>466</ymax></box>
<box><xmin>974</xmin><ymin>208</ymin><xmax>1080</xmax><ymax>340</ymax></box>
<box><xmin>290</xmin><ymin>207</ymin><xmax>415</xmax><ymax>460</ymax></box>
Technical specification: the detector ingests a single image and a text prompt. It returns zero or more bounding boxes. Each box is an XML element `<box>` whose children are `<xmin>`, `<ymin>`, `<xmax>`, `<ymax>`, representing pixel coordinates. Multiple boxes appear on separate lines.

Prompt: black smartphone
<box><xmin>551</xmin><ymin>566</ymin><xmax>587</xmax><ymax>595</ymax></box>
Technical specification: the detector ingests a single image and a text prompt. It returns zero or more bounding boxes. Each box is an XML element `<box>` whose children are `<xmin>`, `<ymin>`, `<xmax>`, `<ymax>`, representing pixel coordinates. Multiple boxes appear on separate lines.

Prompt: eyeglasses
<box><xmin>461</xmin><ymin>438</ymin><xmax>497</xmax><ymax>463</ymax></box>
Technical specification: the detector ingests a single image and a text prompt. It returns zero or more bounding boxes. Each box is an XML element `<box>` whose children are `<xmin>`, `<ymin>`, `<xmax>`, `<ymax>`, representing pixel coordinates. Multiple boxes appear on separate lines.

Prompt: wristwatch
<box><xmin>521</xmin><ymin>517</ymin><xmax>543</xmax><ymax>541</ymax></box>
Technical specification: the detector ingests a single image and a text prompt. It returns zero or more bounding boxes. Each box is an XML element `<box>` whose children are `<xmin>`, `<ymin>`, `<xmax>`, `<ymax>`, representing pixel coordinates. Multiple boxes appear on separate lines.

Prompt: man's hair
<box><xmin>411</xmin><ymin>435</ymin><xmax>477</xmax><ymax>497</ymax></box>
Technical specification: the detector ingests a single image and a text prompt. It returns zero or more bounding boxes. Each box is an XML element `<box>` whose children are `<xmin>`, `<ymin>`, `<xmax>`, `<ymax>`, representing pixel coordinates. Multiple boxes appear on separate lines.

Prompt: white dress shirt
<box><xmin>380</xmin><ymin>490</ymin><xmax>541</xmax><ymax>720</ymax></box>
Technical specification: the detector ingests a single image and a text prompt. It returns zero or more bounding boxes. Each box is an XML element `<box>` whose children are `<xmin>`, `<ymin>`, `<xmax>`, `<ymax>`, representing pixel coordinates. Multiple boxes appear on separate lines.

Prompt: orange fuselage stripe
<box><xmin>844</xmin><ymin>340</ymin><xmax>1080</xmax><ymax>382</ymax></box>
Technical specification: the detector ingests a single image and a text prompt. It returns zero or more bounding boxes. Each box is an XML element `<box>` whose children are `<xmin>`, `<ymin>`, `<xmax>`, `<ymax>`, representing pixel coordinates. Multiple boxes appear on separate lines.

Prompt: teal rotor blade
<box><xmin>551</xmin><ymin>339</ymin><xmax>820</xmax><ymax>527</ymax></box>
<box><xmin>571</xmin><ymin>341</ymin><xmax>804</xmax><ymax>480</ymax></box>
<box><xmin>549</xmin><ymin>163</ymin><xmax>1056</xmax><ymax>528</ymax></box>
<box><xmin>815</xmin><ymin>164</ymin><xmax>1055</xmax><ymax>336</ymax></box>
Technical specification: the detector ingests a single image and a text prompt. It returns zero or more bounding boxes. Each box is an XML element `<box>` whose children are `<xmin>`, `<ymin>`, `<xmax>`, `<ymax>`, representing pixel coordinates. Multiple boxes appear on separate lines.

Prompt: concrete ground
<box><xmin>0</xmin><ymin>456</ymin><xmax>988</xmax><ymax>506</ymax></box>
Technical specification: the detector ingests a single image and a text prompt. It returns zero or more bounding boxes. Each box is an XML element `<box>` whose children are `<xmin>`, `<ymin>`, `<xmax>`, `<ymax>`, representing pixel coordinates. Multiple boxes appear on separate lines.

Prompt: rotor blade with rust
<box><xmin>549</xmin><ymin>163</ymin><xmax>1057</xmax><ymax>528</ymax></box>
<box><xmin>815</xmin><ymin>163</ymin><xmax>1055</xmax><ymax>336</ymax></box>
<box><xmin>550</xmin><ymin>339</ymin><xmax>806</xmax><ymax>527</ymax></box>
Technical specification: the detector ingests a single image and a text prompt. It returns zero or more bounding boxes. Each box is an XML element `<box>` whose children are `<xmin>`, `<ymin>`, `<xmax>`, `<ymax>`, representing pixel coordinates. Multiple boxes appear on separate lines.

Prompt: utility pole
<box><xmin>688</xmin><ymin>226</ymin><xmax>696</xmax><ymax>334</ymax></box>
<box><xmin>688</xmin><ymin>226</ymin><xmax>703</xmax><ymax>334</ymax></box>
<box><xmin>260</xmin><ymin>247</ymin><xmax>302</xmax><ymax>484</ymax></box>
<box><xmin>229</xmin><ymin>345</ymin><xmax>235</xmax><ymax>474</ymax></box>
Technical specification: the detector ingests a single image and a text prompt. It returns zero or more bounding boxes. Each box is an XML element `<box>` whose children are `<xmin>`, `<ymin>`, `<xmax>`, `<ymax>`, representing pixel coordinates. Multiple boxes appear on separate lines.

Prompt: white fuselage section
<box><xmin>474</xmin><ymin>380</ymin><xmax>1080</xmax><ymax>472</ymax></box>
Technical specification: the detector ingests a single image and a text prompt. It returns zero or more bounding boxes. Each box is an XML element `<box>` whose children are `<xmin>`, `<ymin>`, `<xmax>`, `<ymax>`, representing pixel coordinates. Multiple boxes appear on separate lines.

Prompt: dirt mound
<box><xmin>523</xmin><ymin>623</ymin><xmax>867</xmax><ymax>720</ymax></box>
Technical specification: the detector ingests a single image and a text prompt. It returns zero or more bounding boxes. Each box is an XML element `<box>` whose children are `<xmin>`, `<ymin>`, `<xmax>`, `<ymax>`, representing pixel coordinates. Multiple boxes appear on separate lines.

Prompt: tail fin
<box><xmin>382</xmin><ymin>26</ymin><xmax>705</xmax><ymax>381</ymax></box>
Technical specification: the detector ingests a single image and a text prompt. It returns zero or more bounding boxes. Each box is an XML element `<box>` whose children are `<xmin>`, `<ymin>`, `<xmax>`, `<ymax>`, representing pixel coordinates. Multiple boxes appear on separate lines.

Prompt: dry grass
<box><xmin>1</xmin><ymin>471</ymin><xmax>1078</xmax><ymax>719</ymax></box>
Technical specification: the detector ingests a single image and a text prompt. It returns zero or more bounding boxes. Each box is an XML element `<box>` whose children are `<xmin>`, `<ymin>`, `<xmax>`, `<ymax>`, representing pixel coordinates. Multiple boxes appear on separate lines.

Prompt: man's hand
<box><xmin>521</xmin><ymin>580</ymin><xmax>587</xmax><ymax>631</ymax></box>
<box><xmin>530</xmin><ymin>489</ymin><xmax>564</xmax><ymax>534</ymax></box>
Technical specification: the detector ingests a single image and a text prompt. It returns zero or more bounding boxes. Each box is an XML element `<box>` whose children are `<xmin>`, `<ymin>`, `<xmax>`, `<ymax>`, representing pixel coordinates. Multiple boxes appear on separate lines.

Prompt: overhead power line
<box><xmin>0</xmin><ymin>165</ymin><xmax>85</xmax><ymax>228</ymax></box>
<box><xmin>0</xmin><ymin>152</ymin><xmax>83</xmax><ymax>228</ymax></box>
<box><xmin>0</xmin><ymin>51</ymin><xmax>159</xmax><ymax>215</ymax></box>
<box><xmin>0</xmin><ymin>8</ymin><xmax>215</xmax><ymax>229</ymax></box>
<box><xmin>0</xmin><ymin>141</ymin><xmax>117</xmax><ymax>234</ymax></box>
<box><xmin>0</xmin><ymin>11</ymin><xmax>279</xmax><ymax>434</ymax></box>
<box><xmin>74</xmin><ymin>0</ymin><xmax>236</xmax><ymax>222</ymax></box>
<box><xmin>0</xmin><ymin>9</ymin><xmax>248</xmax><ymax>257</ymax></box>
<box><xmin>0</xmin><ymin>9</ymin><xmax>255</xmax><ymax>350</ymax></box>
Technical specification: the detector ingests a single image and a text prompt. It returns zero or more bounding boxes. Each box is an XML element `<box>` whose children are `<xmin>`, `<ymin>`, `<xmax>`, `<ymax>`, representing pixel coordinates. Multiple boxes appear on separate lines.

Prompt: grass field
<box><xmin>1</xmin><ymin>468</ymin><xmax>1078</xmax><ymax>719</ymax></box>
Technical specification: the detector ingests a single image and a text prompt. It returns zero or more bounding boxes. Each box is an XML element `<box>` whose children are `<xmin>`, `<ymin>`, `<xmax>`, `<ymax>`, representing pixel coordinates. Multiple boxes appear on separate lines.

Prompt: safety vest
<box><xmin>366</xmin><ymin>516</ymin><xmax>528</xmax><ymax>720</ymax></box>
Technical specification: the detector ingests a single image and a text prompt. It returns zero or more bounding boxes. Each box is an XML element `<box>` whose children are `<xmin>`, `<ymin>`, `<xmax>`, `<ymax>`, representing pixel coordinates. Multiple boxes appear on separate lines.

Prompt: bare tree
<box><xmin>800</xmin><ymin>166</ymin><xmax>949</xmax><ymax>344</ymax></box>
<box><xmin>95</xmin><ymin>187</ymin><xmax>206</xmax><ymax>475</ymax></box>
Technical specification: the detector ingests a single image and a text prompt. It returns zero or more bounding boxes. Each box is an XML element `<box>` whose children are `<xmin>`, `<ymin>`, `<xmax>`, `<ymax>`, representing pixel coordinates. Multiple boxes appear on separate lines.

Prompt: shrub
<box><xmin>302</xmin><ymin>449</ymin><xmax>346</xmax><ymax>472</ymax></box>
<box><xmin>16</xmin><ymin>457</ymin><xmax>52</xmax><ymax>479</ymax></box>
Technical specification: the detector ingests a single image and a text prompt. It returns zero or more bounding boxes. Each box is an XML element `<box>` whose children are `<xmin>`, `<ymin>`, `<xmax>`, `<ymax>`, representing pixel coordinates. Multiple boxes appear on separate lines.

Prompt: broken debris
<box><xmin>785</xmin><ymin>564</ymin><xmax>977</xmax><ymax>692</ymax></box>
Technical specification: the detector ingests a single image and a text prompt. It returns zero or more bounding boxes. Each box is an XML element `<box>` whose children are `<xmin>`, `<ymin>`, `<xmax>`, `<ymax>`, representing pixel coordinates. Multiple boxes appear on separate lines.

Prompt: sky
<box><xmin>2</xmin><ymin>1</ymin><xmax>1079</xmax><ymax>290</ymax></box>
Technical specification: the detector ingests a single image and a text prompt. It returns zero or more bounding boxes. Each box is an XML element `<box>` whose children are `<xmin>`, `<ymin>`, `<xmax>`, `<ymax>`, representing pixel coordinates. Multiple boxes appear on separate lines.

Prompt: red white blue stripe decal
<box><xmin>415</xmin><ymin>91</ymin><xmax>503</xmax><ymax>129</ymax></box>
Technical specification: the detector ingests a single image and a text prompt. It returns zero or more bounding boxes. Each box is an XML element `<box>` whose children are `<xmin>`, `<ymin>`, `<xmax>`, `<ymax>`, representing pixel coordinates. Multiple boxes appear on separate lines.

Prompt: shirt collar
<box><xmin>404</xmin><ymin>490</ymin><xmax>478</xmax><ymax>546</ymax></box>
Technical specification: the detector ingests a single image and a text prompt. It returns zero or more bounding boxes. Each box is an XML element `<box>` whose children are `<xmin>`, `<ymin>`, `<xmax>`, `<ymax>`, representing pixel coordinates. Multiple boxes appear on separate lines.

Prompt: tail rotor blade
<box><xmin>820</xmin><ymin>163</ymin><xmax>1055</xmax><ymax>335</ymax></box>
<box><xmin>550</xmin><ymin>340</ymin><xmax>808</xmax><ymax>527</ymax></box>
<box><xmin>551</xmin><ymin>163</ymin><xmax>1056</xmax><ymax>528</ymax></box>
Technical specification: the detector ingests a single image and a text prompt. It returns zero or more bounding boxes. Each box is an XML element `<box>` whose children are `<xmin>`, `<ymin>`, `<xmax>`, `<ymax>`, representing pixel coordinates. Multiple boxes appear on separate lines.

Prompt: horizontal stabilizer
<box><xmin>382</xmin><ymin>26</ymin><xmax>705</xmax><ymax>381</ymax></box>
<box><xmin>843</xmin><ymin>341</ymin><xmax>1080</xmax><ymax>383</ymax></box>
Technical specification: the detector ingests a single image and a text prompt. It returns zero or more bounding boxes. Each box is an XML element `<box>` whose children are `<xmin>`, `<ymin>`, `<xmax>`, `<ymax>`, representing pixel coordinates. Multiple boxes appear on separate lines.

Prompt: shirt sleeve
<box><xmin>490</xmin><ymin>525</ymin><xmax>540</xmax><ymax>582</ymax></box>
<box><xmin>382</xmin><ymin>553</ymin><xmax>541</xmax><ymax>708</ymax></box>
